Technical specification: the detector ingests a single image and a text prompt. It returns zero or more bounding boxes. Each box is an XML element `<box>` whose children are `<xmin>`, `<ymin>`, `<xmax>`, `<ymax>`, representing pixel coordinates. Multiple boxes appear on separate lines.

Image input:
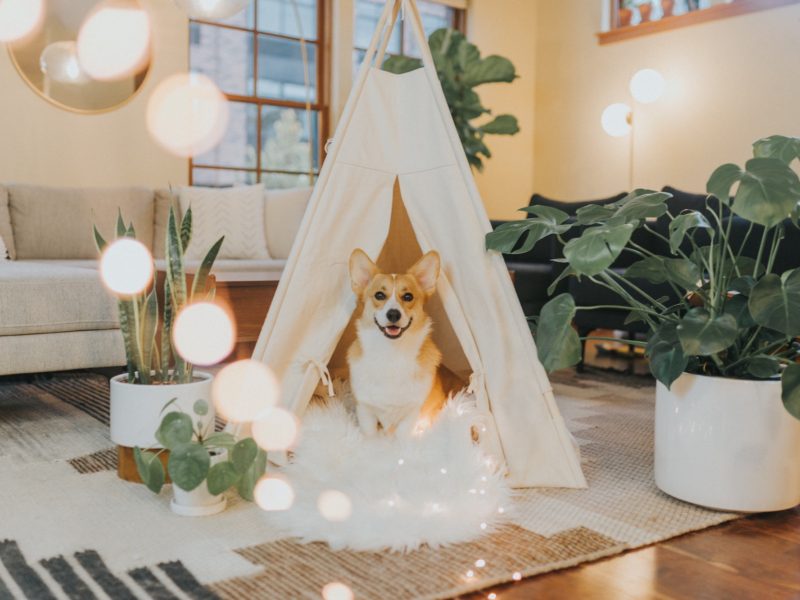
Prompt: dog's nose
<box><xmin>386</xmin><ymin>309</ymin><xmax>401</xmax><ymax>323</ymax></box>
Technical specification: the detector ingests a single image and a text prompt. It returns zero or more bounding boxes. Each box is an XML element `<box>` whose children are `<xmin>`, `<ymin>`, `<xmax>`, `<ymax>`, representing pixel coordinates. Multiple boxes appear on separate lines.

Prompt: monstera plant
<box><xmin>487</xmin><ymin>135</ymin><xmax>800</xmax><ymax>421</ymax></box>
<box><xmin>383</xmin><ymin>28</ymin><xmax>520</xmax><ymax>171</ymax></box>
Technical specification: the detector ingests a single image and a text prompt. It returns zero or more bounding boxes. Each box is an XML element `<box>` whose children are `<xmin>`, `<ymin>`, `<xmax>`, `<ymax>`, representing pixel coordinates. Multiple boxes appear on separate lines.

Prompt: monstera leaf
<box><xmin>748</xmin><ymin>269</ymin><xmax>800</xmax><ymax>336</ymax></box>
<box><xmin>781</xmin><ymin>363</ymin><xmax>800</xmax><ymax>420</ymax></box>
<box><xmin>486</xmin><ymin>206</ymin><xmax>570</xmax><ymax>255</ymax></box>
<box><xmin>624</xmin><ymin>256</ymin><xmax>700</xmax><ymax>291</ymax></box>
<box><xmin>753</xmin><ymin>135</ymin><xmax>800</xmax><ymax>165</ymax></box>
<box><xmin>563</xmin><ymin>222</ymin><xmax>635</xmax><ymax>276</ymax></box>
<box><xmin>535</xmin><ymin>293</ymin><xmax>581</xmax><ymax>372</ymax></box>
<box><xmin>647</xmin><ymin>322</ymin><xmax>689</xmax><ymax>388</ymax></box>
<box><xmin>668</xmin><ymin>212</ymin><xmax>711</xmax><ymax>254</ymax></box>
<box><xmin>676</xmin><ymin>308</ymin><xmax>738</xmax><ymax>356</ymax></box>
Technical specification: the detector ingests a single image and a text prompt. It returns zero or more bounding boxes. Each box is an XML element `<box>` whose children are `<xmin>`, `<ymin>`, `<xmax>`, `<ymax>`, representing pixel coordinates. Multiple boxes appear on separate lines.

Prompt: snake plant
<box><xmin>94</xmin><ymin>206</ymin><xmax>224</xmax><ymax>385</ymax></box>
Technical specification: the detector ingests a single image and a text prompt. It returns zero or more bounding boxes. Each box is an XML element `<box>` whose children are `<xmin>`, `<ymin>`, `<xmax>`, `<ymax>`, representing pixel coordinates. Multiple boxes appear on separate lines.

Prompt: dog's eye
<box><xmin>374</xmin><ymin>291</ymin><xmax>386</xmax><ymax>301</ymax></box>
<box><xmin>402</xmin><ymin>293</ymin><xmax>414</xmax><ymax>302</ymax></box>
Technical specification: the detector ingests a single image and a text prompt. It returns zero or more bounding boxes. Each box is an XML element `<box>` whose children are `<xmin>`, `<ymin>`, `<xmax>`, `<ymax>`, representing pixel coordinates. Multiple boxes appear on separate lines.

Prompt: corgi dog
<box><xmin>347</xmin><ymin>249</ymin><xmax>447</xmax><ymax>436</ymax></box>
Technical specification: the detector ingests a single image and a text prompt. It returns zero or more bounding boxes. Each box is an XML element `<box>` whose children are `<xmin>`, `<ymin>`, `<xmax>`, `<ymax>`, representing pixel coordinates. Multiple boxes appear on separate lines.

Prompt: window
<box><xmin>189</xmin><ymin>0</ymin><xmax>326</xmax><ymax>188</ymax></box>
<box><xmin>352</xmin><ymin>0</ymin><xmax>465</xmax><ymax>72</ymax></box>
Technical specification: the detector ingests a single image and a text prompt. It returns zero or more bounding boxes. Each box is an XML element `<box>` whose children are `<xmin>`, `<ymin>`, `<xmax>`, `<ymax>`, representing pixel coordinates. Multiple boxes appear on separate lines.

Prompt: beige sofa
<box><xmin>0</xmin><ymin>183</ymin><xmax>310</xmax><ymax>376</ymax></box>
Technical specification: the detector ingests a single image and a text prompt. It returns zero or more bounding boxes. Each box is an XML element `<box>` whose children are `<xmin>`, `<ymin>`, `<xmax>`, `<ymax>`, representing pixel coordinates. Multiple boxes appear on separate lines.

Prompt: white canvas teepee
<box><xmin>252</xmin><ymin>0</ymin><xmax>586</xmax><ymax>488</ymax></box>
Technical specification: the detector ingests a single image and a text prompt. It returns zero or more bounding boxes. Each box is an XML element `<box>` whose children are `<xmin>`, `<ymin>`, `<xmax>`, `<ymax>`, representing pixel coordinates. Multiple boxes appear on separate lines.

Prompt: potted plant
<box><xmin>135</xmin><ymin>398</ymin><xmax>266</xmax><ymax>516</ymax></box>
<box><xmin>619</xmin><ymin>0</ymin><xmax>635</xmax><ymax>27</ymax></box>
<box><xmin>94</xmin><ymin>207</ymin><xmax>224</xmax><ymax>481</ymax></box>
<box><xmin>661</xmin><ymin>0</ymin><xmax>676</xmax><ymax>17</ymax></box>
<box><xmin>637</xmin><ymin>0</ymin><xmax>653</xmax><ymax>23</ymax></box>
<box><xmin>381</xmin><ymin>28</ymin><xmax>520</xmax><ymax>171</ymax></box>
<box><xmin>487</xmin><ymin>135</ymin><xmax>800</xmax><ymax>512</ymax></box>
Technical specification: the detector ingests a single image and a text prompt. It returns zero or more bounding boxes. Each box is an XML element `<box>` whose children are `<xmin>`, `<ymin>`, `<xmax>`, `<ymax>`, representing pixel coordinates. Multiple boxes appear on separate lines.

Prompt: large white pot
<box><xmin>109</xmin><ymin>372</ymin><xmax>214</xmax><ymax>448</ymax></box>
<box><xmin>171</xmin><ymin>449</ymin><xmax>228</xmax><ymax>517</ymax></box>
<box><xmin>655</xmin><ymin>372</ymin><xmax>800</xmax><ymax>512</ymax></box>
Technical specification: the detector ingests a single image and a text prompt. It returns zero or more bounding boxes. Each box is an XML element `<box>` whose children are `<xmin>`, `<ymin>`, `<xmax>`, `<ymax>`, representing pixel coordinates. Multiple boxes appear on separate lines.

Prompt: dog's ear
<box><xmin>349</xmin><ymin>249</ymin><xmax>378</xmax><ymax>294</ymax></box>
<box><xmin>409</xmin><ymin>251</ymin><xmax>440</xmax><ymax>296</ymax></box>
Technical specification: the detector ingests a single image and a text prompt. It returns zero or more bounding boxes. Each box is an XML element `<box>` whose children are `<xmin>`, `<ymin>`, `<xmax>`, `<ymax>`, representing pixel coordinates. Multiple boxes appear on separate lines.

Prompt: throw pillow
<box><xmin>264</xmin><ymin>187</ymin><xmax>312</xmax><ymax>259</ymax></box>
<box><xmin>178</xmin><ymin>184</ymin><xmax>270</xmax><ymax>260</ymax></box>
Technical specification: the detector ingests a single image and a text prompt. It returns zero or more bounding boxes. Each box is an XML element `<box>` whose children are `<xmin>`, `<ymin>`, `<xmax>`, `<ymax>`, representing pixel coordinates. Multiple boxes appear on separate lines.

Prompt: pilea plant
<box><xmin>487</xmin><ymin>135</ymin><xmax>800</xmax><ymax>420</ymax></box>
<box><xmin>382</xmin><ymin>28</ymin><xmax>520</xmax><ymax>171</ymax></box>
<box><xmin>94</xmin><ymin>206</ymin><xmax>224</xmax><ymax>385</ymax></box>
<box><xmin>134</xmin><ymin>399</ymin><xmax>266</xmax><ymax>500</ymax></box>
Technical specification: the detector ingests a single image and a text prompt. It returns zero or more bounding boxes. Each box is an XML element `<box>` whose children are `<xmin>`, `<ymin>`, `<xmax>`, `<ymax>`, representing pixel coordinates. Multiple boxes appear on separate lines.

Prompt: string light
<box><xmin>397</xmin><ymin>458</ymin><xmax>404</xmax><ymax>466</ymax></box>
<box><xmin>252</xmin><ymin>407</ymin><xmax>299</xmax><ymax>451</ymax></box>
<box><xmin>497</xmin><ymin>507</ymin><xmax>505</xmax><ymax>514</ymax></box>
<box><xmin>321</xmin><ymin>582</ymin><xmax>354</xmax><ymax>600</ymax></box>
<box><xmin>99</xmin><ymin>239</ymin><xmax>153</xmax><ymax>296</ymax></box>
<box><xmin>512</xmin><ymin>572</ymin><xmax>522</xmax><ymax>581</ymax></box>
<box><xmin>212</xmin><ymin>359</ymin><xmax>279</xmax><ymax>422</ymax></box>
<box><xmin>466</xmin><ymin>570</ymin><xmax>475</xmax><ymax>578</ymax></box>
<box><xmin>318</xmin><ymin>490</ymin><xmax>353</xmax><ymax>522</ymax></box>
<box><xmin>488</xmin><ymin>593</ymin><xmax>497</xmax><ymax>600</ymax></box>
<box><xmin>173</xmin><ymin>302</ymin><xmax>235</xmax><ymax>365</ymax></box>
<box><xmin>480</xmin><ymin>522</ymin><xmax>487</xmax><ymax>530</ymax></box>
<box><xmin>475</xmin><ymin>559</ymin><xmax>486</xmax><ymax>568</ymax></box>
<box><xmin>254</xmin><ymin>476</ymin><xmax>294</xmax><ymax>511</ymax></box>
<box><xmin>440</xmin><ymin>468</ymin><xmax>447</xmax><ymax>475</ymax></box>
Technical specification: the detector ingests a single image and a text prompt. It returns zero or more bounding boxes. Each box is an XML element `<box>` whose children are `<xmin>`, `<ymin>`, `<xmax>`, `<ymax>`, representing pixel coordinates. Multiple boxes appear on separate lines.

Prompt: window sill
<box><xmin>597</xmin><ymin>0</ymin><xmax>800</xmax><ymax>45</ymax></box>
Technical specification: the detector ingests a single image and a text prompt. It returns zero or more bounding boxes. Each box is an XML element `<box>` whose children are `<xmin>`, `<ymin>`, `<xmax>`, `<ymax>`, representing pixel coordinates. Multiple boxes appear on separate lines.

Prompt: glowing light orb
<box><xmin>317</xmin><ymin>490</ymin><xmax>352</xmax><ymax>522</ymax></box>
<box><xmin>601</xmin><ymin>103</ymin><xmax>632</xmax><ymax>138</ymax></box>
<box><xmin>173</xmin><ymin>302</ymin><xmax>235</xmax><ymax>366</ymax></box>
<box><xmin>99</xmin><ymin>239</ymin><xmax>154</xmax><ymax>296</ymax></box>
<box><xmin>475</xmin><ymin>559</ymin><xmax>486</xmax><ymax>568</ymax></box>
<box><xmin>629</xmin><ymin>68</ymin><xmax>666</xmax><ymax>104</ymax></box>
<box><xmin>254</xmin><ymin>476</ymin><xmax>294</xmax><ymax>511</ymax></box>
<box><xmin>146</xmin><ymin>73</ymin><xmax>229</xmax><ymax>158</ymax></box>
<box><xmin>40</xmin><ymin>42</ymin><xmax>90</xmax><ymax>85</ymax></box>
<box><xmin>77</xmin><ymin>2</ymin><xmax>151</xmax><ymax>81</ymax></box>
<box><xmin>321</xmin><ymin>582</ymin><xmax>354</xmax><ymax>600</ymax></box>
<box><xmin>212</xmin><ymin>359</ymin><xmax>279</xmax><ymax>422</ymax></box>
<box><xmin>0</xmin><ymin>0</ymin><xmax>44</xmax><ymax>43</ymax></box>
<box><xmin>174</xmin><ymin>0</ymin><xmax>249</xmax><ymax>20</ymax></box>
<box><xmin>512</xmin><ymin>572</ymin><xmax>522</xmax><ymax>581</ymax></box>
<box><xmin>252</xmin><ymin>407</ymin><xmax>298</xmax><ymax>451</ymax></box>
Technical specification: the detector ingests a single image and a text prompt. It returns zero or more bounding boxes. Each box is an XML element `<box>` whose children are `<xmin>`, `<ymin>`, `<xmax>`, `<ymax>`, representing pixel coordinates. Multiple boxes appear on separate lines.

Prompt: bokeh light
<box><xmin>317</xmin><ymin>490</ymin><xmax>352</xmax><ymax>522</ymax></box>
<box><xmin>629</xmin><ymin>68</ymin><xmax>666</xmax><ymax>104</ymax></box>
<box><xmin>146</xmin><ymin>73</ymin><xmax>230</xmax><ymax>158</ymax></box>
<box><xmin>40</xmin><ymin>42</ymin><xmax>90</xmax><ymax>85</ymax></box>
<box><xmin>212</xmin><ymin>359</ymin><xmax>279</xmax><ymax>422</ymax></box>
<box><xmin>0</xmin><ymin>0</ymin><xmax>44</xmax><ymax>43</ymax></box>
<box><xmin>254</xmin><ymin>476</ymin><xmax>294</xmax><ymax>511</ymax></box>
<box><xmin>601</xmin><ymin>103</ymin><xmax>632</xmax><ymax>138</ymax></box>
<box><xmin>77</xmin><ymin>1</ymin><xmax>151</xmax><ymax>81</ymax></box>
<box><xmin>321</xmin><ymin>582</ymin><xmax>354</xmax><ymax>600</ymax></box>
<box><xmin>174</xmin><ymin>0</ymin><xmax>250</xmax><ymax>20</ymax></box>
<box><xmin>173</xmin><ymin>302</ymin><xmax>235</xmax><ymax>366</ymax></box>
<box><xmin>100</xmin><ymin>239</ymin><xmax>154</xmax><ymax>296</ymax></box>
<box><xmin>252</xmin><ymin>407</ymin><xmax>299</xmax><ymax>451</ymax></box>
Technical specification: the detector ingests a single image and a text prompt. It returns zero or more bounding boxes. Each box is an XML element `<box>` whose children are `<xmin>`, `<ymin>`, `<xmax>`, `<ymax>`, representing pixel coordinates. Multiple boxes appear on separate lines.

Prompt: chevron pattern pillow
<box><xmin>178</xmin><ymin>184</ymin><xmax>271</xmax><ymax>260</ymax></box>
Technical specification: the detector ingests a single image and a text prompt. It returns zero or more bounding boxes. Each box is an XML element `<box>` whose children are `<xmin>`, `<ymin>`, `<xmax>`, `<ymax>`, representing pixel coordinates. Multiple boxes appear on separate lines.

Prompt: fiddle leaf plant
<box><xmin>486</xmin><ymin>135</ymin><xmax>800</xmax><ymax>420</ymax></box>
<box><xmin>382</xmin><ymin>28</ymin><xmax>519</xmax><ymax>171</ymax></box>
<box><xmin>94</xmin><ymin>204</ymin><xmax>224</xmax><ymax>385</ymax></box>
<box><xmin>134</xmin><ymin>399</ymin><xmax>265</xmax><ymax>499</ymax></box>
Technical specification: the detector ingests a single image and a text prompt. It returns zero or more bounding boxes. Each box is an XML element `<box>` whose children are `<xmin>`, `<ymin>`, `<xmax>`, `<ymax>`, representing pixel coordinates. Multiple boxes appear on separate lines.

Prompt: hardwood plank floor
<box><xmin>464</xmin><ymin>501</ymin><xmax>799</xmax><ymax>599</ymax></box>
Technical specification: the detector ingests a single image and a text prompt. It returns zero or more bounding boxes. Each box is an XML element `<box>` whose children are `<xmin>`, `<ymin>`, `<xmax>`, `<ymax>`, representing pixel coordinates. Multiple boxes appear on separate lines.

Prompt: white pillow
<box><xmin>179</xmin><ymin>184</ymin><xmax>271</xmax><ymax>260</ymax></box>
<box><xmin>264</xmin><ymin>187</ymin><xmax>312</xmax><ymax>259</ymax></box>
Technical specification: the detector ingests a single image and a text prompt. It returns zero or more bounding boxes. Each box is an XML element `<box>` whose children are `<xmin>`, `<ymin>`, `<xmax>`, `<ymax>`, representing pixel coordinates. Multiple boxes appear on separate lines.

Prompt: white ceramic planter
<box><xmin>655</xmin><ymin>372</ymin><xmax>800</xmax><ymax>512</ymax></box>
<box><xmin>170</xmin><ymin>449</ymin><xmax>228</xmax><ymax>517</ymax></box>
<box><xmin>109</xmin><ymin>372</ymin><xmax>214</xmax><ymax>448</ymax></box>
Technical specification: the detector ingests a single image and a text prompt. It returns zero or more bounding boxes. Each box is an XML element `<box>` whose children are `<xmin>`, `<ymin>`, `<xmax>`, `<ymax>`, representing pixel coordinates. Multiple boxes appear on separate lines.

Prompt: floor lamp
<box><xmin>601</xmin><ymin>69</ymin><xmax>667</xmax><ymax>190</ymax></box>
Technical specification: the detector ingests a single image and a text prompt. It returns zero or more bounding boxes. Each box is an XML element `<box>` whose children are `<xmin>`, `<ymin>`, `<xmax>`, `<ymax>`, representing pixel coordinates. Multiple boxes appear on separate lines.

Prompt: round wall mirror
<box><xmin>7</xmin><ymin>0</ymin><xmax>152</xmax><ymax>114</ymax></box>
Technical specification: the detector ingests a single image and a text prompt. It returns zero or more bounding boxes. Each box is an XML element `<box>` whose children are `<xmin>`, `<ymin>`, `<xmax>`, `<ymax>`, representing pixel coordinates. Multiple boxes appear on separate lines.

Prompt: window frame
<box><xmin>351</xmin><ymin>0</ymin><xmax>466</xmax><ymax>63</ymax></box>
<box><xmin>188</xmin><ymin>0</ymin><xmax>329</xmax><ymax>186</ymax></box>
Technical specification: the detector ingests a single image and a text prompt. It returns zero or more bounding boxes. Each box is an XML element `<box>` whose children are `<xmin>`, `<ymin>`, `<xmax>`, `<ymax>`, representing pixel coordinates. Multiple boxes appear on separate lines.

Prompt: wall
<box><xmin>0</xmin><ymin>0</ymin><xmax>188</xmax><ymax>188</ymax></box>
<box><xmin>467</xmin><ymin>0</ymin><xmax>538</xmax><ymax>219</ymax></box>
<box><xmin>533</xmin><ymin>1</ymin><xmax>800</xmax><ymax>201</ymax></box>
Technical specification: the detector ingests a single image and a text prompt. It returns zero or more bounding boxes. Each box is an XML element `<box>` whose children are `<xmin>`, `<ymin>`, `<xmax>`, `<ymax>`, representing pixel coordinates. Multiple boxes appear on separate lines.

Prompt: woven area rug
<box><xmin>0</xmin><ymin>370</ymin><xmax>740</xmax><ymax>599</ymax></box>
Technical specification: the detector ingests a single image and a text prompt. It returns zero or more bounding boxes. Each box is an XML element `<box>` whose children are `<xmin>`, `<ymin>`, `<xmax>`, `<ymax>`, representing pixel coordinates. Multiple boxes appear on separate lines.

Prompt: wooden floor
<box><xmin>466</xmin><ymin>508</ymin><xmax>800</xmax><ymax>600</ymax></box>
<box><xmin>466</xmin><ymin>333</ymin><xmax>800</xmax><ymax>599</ymax></box>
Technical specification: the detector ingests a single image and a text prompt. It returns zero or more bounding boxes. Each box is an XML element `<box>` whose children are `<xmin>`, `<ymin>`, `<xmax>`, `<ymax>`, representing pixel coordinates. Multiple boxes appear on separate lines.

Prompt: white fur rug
<box><xmin>264</xmin><ymin>385</ymin><xmax>511</xmax><ymax>552</ymax></box>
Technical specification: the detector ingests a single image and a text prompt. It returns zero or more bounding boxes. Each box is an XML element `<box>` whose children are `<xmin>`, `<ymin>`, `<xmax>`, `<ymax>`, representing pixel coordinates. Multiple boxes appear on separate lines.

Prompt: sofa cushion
<box><xmin>7</xmin><ymin>184</ymin><xmax>155</xmax><ymax>259</ymax></box>
<box><xmin>0</xmin><ymin>261</ymin><xmax>118</xmax><ymax>336</ymax></box>
<box><xmin>528</xmin><ymin>192</ymin><xmax>628</xmax><ymax>216</ymax></box>
<box><xmin>0</xmin><ymin>185</ymin><xmax>15</xmax><ymax>259</ymax></box>
<box><xmin>264</xmin><ymin>187</ymin><xmax>311</xmax><ymax>259</ymax></box>
<box><xmin>179</xmin><ymin>184</ymin><xmax>271</xmax><ymax>260</ymax></box>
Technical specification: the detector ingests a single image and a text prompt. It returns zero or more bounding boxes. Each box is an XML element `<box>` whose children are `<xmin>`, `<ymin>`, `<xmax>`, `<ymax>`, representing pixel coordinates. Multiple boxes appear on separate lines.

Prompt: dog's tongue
<box><xmin>385</xmin><ymin>326</ymin><xmax>401</xmax><ymax>337</ymax></box>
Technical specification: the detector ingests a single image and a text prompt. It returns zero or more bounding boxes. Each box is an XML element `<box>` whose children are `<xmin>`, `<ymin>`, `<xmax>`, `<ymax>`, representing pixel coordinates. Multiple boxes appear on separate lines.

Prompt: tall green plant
<box><xmin>382</xmin><ymin>28</ymin><xmax>520</xmax><ymax>171</ymax></box>
<box><xmin>94</xmin><ymin>206</ymin><xmax>224</xmax><ymax>385</ymax></box>
<box><xmin>486</xmin><ymin>135</ymin><xmax>800</xmax><ymax>421</ymax></box>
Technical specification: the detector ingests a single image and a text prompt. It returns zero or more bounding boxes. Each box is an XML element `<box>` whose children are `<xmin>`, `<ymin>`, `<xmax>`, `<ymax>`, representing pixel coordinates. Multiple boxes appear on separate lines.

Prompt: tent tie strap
<box><xmin>303</xmin><ymin>357</ymin><xmax>336</xmax><ymax>398</ymax></box>
<box><xmin>467</xmin><ymin>371</ymin><xmax>485</xmax><ymax>396</ymax></box>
